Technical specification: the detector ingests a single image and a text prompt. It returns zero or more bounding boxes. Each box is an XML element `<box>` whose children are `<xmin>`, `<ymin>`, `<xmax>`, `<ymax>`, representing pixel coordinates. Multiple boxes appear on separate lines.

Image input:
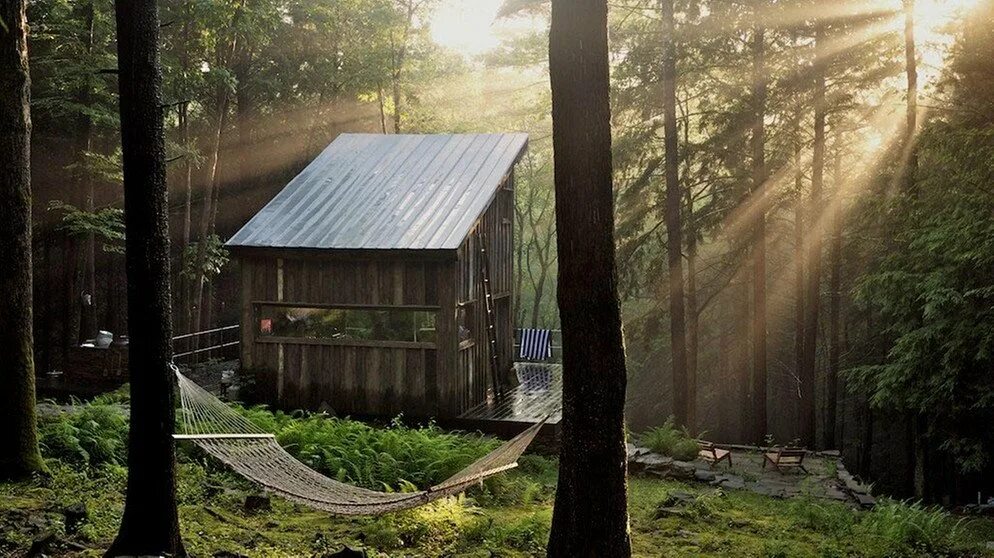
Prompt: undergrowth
<box><xmin>8</xmin><ymin>396</ymin><xmax>994</xmax><ymax>557</ymax></box>
<box><xmin>638</xmin><ymin>417</ymin><xmax>700</xmax><ymax>461</ymax></box>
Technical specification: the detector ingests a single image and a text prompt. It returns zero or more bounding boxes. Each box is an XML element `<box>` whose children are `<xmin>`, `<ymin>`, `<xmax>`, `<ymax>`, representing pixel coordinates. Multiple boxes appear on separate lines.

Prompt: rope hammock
<box><xmin>173</xmin><ymin>367</ymin><xmax>545</xmax><ymax>515</ymax></box>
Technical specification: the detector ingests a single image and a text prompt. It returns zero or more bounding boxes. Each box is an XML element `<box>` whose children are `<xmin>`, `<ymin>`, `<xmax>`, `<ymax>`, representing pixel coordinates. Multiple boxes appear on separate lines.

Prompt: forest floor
<box><xmin>3</xmin><ymin>396</ymin><xmax>994</xmax><ymax>557</ymax></box>
<box><xmin>5</xmin><ymin>462</ymin><xmax>994</xmax><ymax>558</ymax></box>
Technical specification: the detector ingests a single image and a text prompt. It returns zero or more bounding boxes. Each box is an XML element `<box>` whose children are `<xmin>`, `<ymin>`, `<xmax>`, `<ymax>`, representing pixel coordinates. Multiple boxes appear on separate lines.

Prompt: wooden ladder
<box><xmin>477</xmin><ymin>230</ymin><xmax>503</xmax><ymax>399</ymax></box>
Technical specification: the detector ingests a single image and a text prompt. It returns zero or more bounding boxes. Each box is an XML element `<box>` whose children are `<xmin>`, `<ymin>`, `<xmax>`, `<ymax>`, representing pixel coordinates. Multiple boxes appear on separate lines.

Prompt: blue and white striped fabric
<box><xmin>519</xmin><ymin>329</ymin><xmax>553</xmax><ymax>361</ymax></box>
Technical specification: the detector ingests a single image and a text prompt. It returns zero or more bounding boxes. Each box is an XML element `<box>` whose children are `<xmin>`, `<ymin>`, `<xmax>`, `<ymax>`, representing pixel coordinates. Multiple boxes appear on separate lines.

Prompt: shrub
<box><xmin>639</xmin><ymin>417</ymin><xmax>699</xmax><ymax>461</ymax></box>
<box><xmin>235</xmin><ymin>406</ymin><xmax>500</xmax><ymax>491</ymax></box>
<box><xmin>38</xmin><ymin>403</ymin><xmax>128</xmax><ymax>467</ymax></box>
<box><xmin>857</xmin><ymin>499</ymin><xmax>965</xmax><ymax>556</ymax></box>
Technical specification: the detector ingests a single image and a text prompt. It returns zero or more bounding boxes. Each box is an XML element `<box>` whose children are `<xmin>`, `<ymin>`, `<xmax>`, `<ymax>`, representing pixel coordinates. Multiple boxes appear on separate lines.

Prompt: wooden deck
<box><xmin>454</xmin><ymin>363</ymin><xmax>562</xmax><ymax>438</ymax></box>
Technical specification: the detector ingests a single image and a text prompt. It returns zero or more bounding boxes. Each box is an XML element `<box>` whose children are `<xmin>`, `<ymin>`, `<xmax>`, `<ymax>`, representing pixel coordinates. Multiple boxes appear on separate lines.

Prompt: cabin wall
<box><xmin>238</xmin><ymin>254</ymin><xmax>458</xmax><ymax>418</ymax></box>
<box><xmin>455</xmin><ymin>174</ymin><xmax>515</xmax><ymax>413</ymax></box>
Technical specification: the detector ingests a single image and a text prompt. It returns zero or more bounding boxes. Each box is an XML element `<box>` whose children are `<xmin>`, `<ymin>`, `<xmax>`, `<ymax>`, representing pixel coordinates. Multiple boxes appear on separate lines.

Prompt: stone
<box><xmin>244</xmin><ymin>493</ymin><xmax>272</xmax><ymax>513</ymax></box>
<box><xmin>658</xmin><ymin>491</ymin><xmax>696</xmax><ymax>508</ymax></box>
<box><xmin>325</xmin><ymin>547</ymin><xmax>367</xmax><ymax>558</ymax></box>
<box><xmin>669</xmin><ymin>461</ymin><xmax>696</xmax><ymax>480</ymax></box>
<box><xmin>694</xmin><ymin>469</ymin><xmax>716</xmax><ymax>483</ymax></box>
<box><xmin>62</xmin><ymin>503</ymin><xmax>88</xmax><ymax>534</ymax></box>
<box><xmin>631</xmin><ymin>453</ymin><xmax>673</xmax><ymax>474</ymax></box>
<box><xmin>855</xmin><ymin>493</ymin><xmax>877</xmax><ymax>509</ymax></box>
<box><xmin>714</xmin><ymin>475</ymin><xmax>746</xmax><ymax>490</ymax></box>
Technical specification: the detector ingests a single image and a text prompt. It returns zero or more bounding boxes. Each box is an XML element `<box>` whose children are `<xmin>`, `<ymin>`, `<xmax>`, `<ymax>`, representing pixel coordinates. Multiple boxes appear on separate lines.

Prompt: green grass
<box><xmin>3</xmin><ymin>399</ymin><xmax>993</xmax><ymax>557</ymax></box>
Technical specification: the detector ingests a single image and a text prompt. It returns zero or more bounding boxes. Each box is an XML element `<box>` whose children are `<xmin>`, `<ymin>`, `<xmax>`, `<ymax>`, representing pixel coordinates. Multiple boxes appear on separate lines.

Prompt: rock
<box><xmin>855</xmin><ymin>493</ymin><xmax>876</xmax><ymax>509</ymax></box>
<box><xmin>27</xmin><ymin>533</ymin><xmax>56</xmax><ymax>558</ymax></box>
<box><xmin>658</xmin><ymin>491</ymin><xmax>697</xmax><ymax>508</ymax></box>
<box><xmin>325</xmin><ymin>547</ymin><xmax>367</xmax><ymax>558</ymax></box>
<box><xmin>62</xmin><ymin>503</ymin><xmax>88</xmax><ymax>534</ymax></box>
<box><xmin>714</xmin><ymin>475</ymin><xmax>746</xmax><ymax>490</ymax></box>
<box><xmin>631</xmin><ymin>453</ymin><xmax>673</xmax><ymax>474</ymax></box>
<box><xmin>669</xmin><ymin>460</ymin><xmax>696</xmax><ymax>480</ymax></box>
<box><xmin>694</xmin><ymin>469</ymin><xmax>716</xmax><ymax>483</ymax></box>
<box><xmin>318</xmin><ymin>402</ymin><xmax>338</xmax><ymax>417</ymax></box>
<box><xmin>244</xmin><ymin>494</ymin><xmax>272</xmax><ymax>513</ymax></box>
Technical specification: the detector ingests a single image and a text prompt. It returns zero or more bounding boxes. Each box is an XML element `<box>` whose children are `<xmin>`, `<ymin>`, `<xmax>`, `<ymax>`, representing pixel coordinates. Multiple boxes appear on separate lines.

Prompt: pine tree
<box><xmin>105</xmin><ymin>0</ymin><xmax>184</xmax><ymax>554</ymax></box>
<box><xmin>0</xmin><ymin>0</ymin><xmax>45</xmax><ymax>480</ymax></box>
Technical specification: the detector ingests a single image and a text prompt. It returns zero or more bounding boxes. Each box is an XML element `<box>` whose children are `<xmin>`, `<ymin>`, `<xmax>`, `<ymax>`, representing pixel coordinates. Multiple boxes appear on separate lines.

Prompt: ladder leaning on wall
<box><xmin>476</xmin><ymin>229</ymin><xmax>503</xmax><ymax>399</ymax></box>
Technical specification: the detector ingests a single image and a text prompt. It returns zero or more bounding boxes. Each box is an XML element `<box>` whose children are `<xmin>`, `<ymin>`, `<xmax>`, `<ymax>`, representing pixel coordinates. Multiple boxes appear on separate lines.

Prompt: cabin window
<box><xmin>256</xmin><ymin>305</ymin><xmax>437</xmax><ymax>343</ymax></box>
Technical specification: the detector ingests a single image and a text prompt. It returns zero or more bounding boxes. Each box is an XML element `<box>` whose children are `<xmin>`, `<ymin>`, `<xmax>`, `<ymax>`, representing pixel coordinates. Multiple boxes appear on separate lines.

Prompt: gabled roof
<box><xmin>226</xmin><ymin>133</ymin><xmax>528</xmax><ymax>252</ymax></box>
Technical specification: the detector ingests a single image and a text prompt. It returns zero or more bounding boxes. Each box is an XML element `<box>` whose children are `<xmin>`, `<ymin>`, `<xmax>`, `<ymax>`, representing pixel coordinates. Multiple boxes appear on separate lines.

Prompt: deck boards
<box><xmin>458</xmin><ymin>363</ymin><xmax>562</xmax><ymax>425</ymax></box>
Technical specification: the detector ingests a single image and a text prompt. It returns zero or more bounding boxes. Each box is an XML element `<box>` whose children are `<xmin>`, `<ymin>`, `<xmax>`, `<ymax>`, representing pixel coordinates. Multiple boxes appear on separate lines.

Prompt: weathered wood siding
<box><xmin>456</xmin><ymin>175</ymin><xmax>515</xmax><ymax>413</ymax></box>
<box><xmin>239</xmin><ymin>255</ymin><xmax>456</xmax><ymax>418</ymax></box>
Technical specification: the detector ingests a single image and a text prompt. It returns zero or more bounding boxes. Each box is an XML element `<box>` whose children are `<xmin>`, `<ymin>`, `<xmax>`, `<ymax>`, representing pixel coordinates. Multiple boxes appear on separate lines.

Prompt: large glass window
<box><xmin>257</xmin><ymin>305</ymin><xmax>437</xmax><ymax>343</ymax></box>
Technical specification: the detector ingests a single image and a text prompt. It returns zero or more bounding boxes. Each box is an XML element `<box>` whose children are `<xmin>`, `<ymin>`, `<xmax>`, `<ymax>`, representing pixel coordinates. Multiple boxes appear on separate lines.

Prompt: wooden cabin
<box><xmin>227</xmin><ymin>133</ymin><xmax>528</xmax><ymax>419</ymax></box>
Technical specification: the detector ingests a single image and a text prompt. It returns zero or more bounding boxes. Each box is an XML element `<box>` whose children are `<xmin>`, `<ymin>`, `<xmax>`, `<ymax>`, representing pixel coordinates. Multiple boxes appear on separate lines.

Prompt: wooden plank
<box><xmin>240</xmin><ymin>259</ymin><xmax>255</xmax><ymax>369</ymax></box>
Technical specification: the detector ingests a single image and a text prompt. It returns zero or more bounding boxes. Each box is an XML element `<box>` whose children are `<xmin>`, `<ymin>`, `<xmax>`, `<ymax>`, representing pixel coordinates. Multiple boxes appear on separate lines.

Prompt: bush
<box><xmin>639</xmin><ymin>417</ymin><xmax>699</xmax><ymax>461</ymax></box>
<box><xmin>38</xmin><ymin>403</ymin><xmax>128</xmax><ymax>467</ymax></box>
<box><xmin>235</xmin><ymin>407</ymin><xmax>500</xmax><ymax>491</ymax></box>
<box><xmin>857</xmin><ymin>499</ymin><xmax>965</xmax><ymax>556</ymax></box>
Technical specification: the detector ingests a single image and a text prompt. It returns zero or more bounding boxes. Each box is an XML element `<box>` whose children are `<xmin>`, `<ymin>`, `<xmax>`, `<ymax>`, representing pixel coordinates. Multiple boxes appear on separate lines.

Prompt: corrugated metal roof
<box><xmin>227</xmin><ymin>133</ymin><xmax>528</xmax><ymax>251</ymax></box>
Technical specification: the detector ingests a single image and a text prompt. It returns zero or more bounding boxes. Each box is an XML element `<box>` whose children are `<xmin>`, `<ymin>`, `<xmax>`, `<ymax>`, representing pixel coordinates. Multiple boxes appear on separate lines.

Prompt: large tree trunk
<box><xmin>826</xmin><ymin>133</ymin><xmax>843</xmax><ymax>450</ymax></box>
<box><xmin>105</xmin><ymin>0</ymin><xmax>184</xmax><ymax>554</ymax></box>
<box><xmin>661</xmin><ymin>0</ymin><xmax>689</xmax><ymax>428</ymax></box>
<box><xmin>800</xmin><ymin>23</ymin><xmax>827</xmax><ymax>448</ymax></box>
<box><xmin>547</xmin><ymin>0</ymin><xmax>631</xmax><ymax>555</ymax></box>
<box><xmin>749</xmin><ymin>14</ymin><xmax>768</xmax><ymax>443</ymax></box>
<box><xmin>0</xmin><ymin>0</ymin><xmax>44</xmax><ymax>480</ymax></box>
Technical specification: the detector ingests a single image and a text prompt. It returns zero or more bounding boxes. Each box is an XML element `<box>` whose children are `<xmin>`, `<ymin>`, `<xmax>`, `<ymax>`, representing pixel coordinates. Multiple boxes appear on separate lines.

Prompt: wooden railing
<box><xmin>173</xmin><ymin>325</ymin><xmax>239</xmax><ymax>364</ymax></box>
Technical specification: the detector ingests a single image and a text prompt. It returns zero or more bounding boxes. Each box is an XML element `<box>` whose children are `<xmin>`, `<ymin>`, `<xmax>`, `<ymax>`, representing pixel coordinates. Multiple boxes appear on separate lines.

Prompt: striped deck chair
<box><xmin>519</xmin><ymin>328</ymin><xmax>553</xmax><ymax>361</ymax></box>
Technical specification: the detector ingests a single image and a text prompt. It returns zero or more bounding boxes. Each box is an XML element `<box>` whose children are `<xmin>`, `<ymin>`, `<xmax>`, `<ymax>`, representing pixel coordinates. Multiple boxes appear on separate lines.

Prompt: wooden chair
<box><xmin>762</xmin><ymin>447</ymin><xmax>809</xmax><ymax>474</ymax></box>
<box><xmin>697</xmin><ymin>440</ymin><xmax>733</xmax><ymax>468</ymax></box>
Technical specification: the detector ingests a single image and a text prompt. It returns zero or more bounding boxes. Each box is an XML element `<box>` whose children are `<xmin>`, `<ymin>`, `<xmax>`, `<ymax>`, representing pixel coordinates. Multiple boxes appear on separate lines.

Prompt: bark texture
<box><xmin>800</xmin><ymin>23</ymin><xmax>827</xmax><ymax>448</ymax></box>
<box><xmin>547</xmin><ymin>0</ymin><xmax>632</xmax><ymax>555</ymax></box>
<box><xmin>0</xmin><ymin>0</ymin><xmax>45</xmax><ymax>480</ymax></box>
<box><xmin>105</xmin><ymin>0</ymin><xmax>184</xmax><ymax>554</ymax></box>
<box><xmin>749</xmin><ymin>17</ymin><xmax>768</xmax><ymax>442</ymax></box>
<box><xmin>661</xmin><ymin>0</ymin><xmax>689</xmax><ymax>429</ymax></box>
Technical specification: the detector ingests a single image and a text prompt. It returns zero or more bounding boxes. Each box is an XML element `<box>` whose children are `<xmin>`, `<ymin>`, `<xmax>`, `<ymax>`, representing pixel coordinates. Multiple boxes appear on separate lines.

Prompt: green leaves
<box><xmin>48</xmin><ymin>200</ymin><xmax>125</xmax><ymax>253</ymax></box>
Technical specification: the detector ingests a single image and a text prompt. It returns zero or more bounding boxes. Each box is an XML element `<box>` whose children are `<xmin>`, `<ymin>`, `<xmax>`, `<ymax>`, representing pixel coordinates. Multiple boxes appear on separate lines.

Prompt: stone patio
<box><xmin>627</xmin><ymin>444</ymin><xmax>876</xmax><ymax>507</ymax></box>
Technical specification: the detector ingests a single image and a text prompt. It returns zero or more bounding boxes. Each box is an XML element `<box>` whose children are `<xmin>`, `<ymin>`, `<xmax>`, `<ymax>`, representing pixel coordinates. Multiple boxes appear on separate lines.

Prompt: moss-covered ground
<box><xmin>3</xmin><ymin>398</ymin><xmax>993</xmax><ymax>557</ymax></box>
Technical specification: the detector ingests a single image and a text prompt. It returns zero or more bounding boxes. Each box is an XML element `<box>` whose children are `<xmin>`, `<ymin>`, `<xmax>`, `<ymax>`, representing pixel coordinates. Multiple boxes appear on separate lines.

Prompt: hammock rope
<box><xmin>173</xmin><ymin>366</ymin><xmax>546</xmax><ymax>515</ymax></box>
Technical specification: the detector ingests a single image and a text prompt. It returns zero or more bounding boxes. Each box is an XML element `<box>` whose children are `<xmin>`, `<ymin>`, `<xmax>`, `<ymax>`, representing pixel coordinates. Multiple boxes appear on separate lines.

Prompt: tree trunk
<box><xmin>105</xmin><ymin>0</ymin><xmax>184</xmax><ymax>554</ymax></box>
<box><xmin>793</xmin><ymin>117</ymin><xmax>805</xmax><ymax>404</ymax></box>
<box><xmin>903</xmin><ymin>0</ymin><xmax>919</xmax><ymax>193</ymax></box>
<box><xmin>0</xmin><ymin>0</ymin><xmax>44</xmax><ymax>479</ymax></box>
<box><xmin>750</xmin><ymin>15</ymin><xmax>768</xmax><ymax>443</ymax></box>
<box><xmin>681</xmin><ymin>93</ymin><xmax>698</xmax><ymax>432</ymax></box>
<box><xmin>661</xmin><ymin>0</ymin><xmax>688</xmax><ymax>428</ymax></box>
<box><xmin>800</xmin><ymin>23</ymin><xmax>827</xmax><ymax>448</ymax></box>
<box><xmin>179</xmin><ymin>2</ymin><xmax>194</xmax><ymax>334</ymax></box>
<box><xmin>192</xmin><ymin>3</ymin><xmax>243</xmax><ymax>336</ymax></box>
<box><xmin>78</xmin><ymin>0</ymin><xmax>98</xmax><ymax>340</ymax></box>
<box><xmin>826</xmin><ymin>133</ymin><xmax>843</xmax><ymax>450</ymax></box>
<box><xmin>547</xmin><ymin>1</ymin><xmax>631</xmax><ymax>555</ymax></box>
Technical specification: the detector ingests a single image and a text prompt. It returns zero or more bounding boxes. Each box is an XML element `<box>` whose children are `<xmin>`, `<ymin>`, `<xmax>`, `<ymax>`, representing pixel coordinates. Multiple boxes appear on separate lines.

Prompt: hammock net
<box><xmin>174</xmin><ymin>369</ymin><xmax>545</xmax><ymax>515</ymax></box>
